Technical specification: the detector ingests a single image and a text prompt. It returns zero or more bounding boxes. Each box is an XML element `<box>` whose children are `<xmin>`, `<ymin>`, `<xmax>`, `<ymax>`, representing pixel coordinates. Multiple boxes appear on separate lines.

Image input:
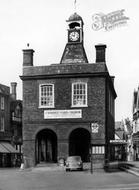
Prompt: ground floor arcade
<box><xmin>23</xmin><ymin>124</ymin><xmax>107</xmax><ymax>167</ymax></box>
<box><xmin>35</xmin><ymin>128</ymin><xmax>91</xmax><ymax>164</ymax></box>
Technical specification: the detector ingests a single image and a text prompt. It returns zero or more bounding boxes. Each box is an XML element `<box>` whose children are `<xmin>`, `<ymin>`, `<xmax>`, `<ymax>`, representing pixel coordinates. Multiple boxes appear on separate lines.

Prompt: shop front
<box><xmin>0</xmin><ymin>142</ymin><xmax>21</xmax><ymax>167</ymax></box>
<box><xmin>109</xmin><ymin>140</ymin><xmax>127</xmax><ymax>161</ymax></box>
<box><xmin>132</xmin><ymin>132</ymin><xmax>139</xmax><ymax>161</ymax></box>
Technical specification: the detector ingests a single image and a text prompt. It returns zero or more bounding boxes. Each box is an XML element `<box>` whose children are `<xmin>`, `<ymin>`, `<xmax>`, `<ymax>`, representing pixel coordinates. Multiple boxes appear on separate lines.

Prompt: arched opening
<box><xmin>69</xmin><ymin>128</ymin><xmax>90</xmax><ymax>162</ymax></box>
<box><xmin>69</xmin><ymin>22</ymin><xmax>80</xmax><ymax>29</ymax></box>
<box><xmin>35</xmin><ymin>129</ymin><xmax>57</xmax><ymax>164</ymax></box>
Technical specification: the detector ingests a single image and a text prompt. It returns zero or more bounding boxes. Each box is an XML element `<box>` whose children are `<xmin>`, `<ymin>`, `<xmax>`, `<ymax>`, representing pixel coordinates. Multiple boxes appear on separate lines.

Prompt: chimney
<box><xmin>11</xmin><ymin>82</ymin><xmax>17</xmax><ymax>100</ymax></box>
<box><xmin>95</xmin><ymin>44</ymin><xmax>107</xmax><ymax>63</ymax></box>
<box><xmin>23</xmin><ymin>44</ymin><xmax>35</xmax><ymax>66</ymax></box>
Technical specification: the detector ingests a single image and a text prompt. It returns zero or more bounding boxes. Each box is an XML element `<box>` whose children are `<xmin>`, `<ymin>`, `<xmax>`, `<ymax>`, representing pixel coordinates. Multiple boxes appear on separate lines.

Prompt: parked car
<box><xmin>65</xmin><ymin>156</ymin><xmax>83</xmax><ymax>171</ymax></box>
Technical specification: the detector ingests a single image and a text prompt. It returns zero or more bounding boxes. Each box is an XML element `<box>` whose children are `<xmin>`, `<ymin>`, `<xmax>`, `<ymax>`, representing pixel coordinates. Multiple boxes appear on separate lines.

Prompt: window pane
<box><xmin>1</xmin><ymin>97</ymin><xmax>4</xmax><ymax>110</ymax></box>
<box><xmin>72</xmin><ymin>83</ymin><xmax>87</xmax><ymax>106</ymax></box>
<box><xmin>40</xmin><ymin>84</ymin><xmax>54</xmax><ymax>107</ymax></box>
<box><xmin>96</xmin><ymin>146</ymin><xmax>99</xmax><ymax>154</ymax></box>
<box><xmin>0</xmin><ymin>117</ymin><xmax>4</xmax><ymax>131</ymax></box>
<box><xmin>92</xmin><ymin>147</ymin><xmax>96</xmax><ymax>154</ymax></box>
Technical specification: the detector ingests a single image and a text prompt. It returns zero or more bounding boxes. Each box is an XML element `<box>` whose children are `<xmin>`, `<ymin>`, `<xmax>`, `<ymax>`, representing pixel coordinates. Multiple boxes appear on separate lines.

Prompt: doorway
<box><xmin>35</xmin><ymin>129</ymin><xmax>57</xmax><ymax>163</ymax></box>
<box><xmin>69</xmin><ymin>128</ymin><xmax>90</xmax><ymax>162</ymax></box>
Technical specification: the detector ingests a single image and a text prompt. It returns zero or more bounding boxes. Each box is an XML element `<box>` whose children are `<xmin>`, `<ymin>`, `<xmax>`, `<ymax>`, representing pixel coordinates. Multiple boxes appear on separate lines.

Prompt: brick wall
<box><xmin>21</xmin><ymin>62</ymin><xmax>116</xmax><ymax>167</ymax></box>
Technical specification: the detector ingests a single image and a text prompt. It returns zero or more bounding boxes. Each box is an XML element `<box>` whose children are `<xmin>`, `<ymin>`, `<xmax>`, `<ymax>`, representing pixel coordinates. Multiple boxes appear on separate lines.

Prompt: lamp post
<box><xmin>90</xmin><ymin>122</ymin><xmax>99</xmax><ymax>174</ymax></box>
<box><xmin>90</xmin><ymin>144</ymin><xmax>93</xmax><ymax>174</ymax></box>
<box><xmin>90</xmin><ymin>123</ymin><xmax>93</xmax><ymax>174</ymax></box>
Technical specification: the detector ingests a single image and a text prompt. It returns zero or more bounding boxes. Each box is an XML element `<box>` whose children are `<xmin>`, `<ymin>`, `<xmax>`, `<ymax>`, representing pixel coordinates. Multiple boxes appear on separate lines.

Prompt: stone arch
<box><xmin>69</xmin><ymin>128</ymin><xmax>90</xmax><ymax>162</ymax></box>
<box><xmin>65</xmin><ymin>125</ymin><xmax>90</xmax><ymax>140</ymax></box>
<box><xmin>35</xmin><ymin>128</ymin><xmax>57</xmax><ymax>164</ymax></box>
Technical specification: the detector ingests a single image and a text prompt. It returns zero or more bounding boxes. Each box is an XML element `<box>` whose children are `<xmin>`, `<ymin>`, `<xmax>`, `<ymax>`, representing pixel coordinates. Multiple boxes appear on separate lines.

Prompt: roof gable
<box><xmin>0</xmin><ymin>84</ymin><xmax>10</xmax><ymax>95</ymax></box>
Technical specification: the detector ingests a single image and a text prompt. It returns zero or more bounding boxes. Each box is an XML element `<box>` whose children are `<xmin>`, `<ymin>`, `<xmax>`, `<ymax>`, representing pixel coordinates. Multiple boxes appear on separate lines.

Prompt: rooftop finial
<box><xmin>74</xmin><ymin>0</ymin><xmax>77</xmax><ymax>12</ymax></box>
<box><xmin>27</xmin><ymin>43</ymin><xmax>30</xmax><ymax>47</ymax></box>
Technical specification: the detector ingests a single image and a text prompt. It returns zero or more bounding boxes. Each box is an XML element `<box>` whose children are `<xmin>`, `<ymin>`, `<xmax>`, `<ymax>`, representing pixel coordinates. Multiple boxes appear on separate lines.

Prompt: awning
<box><xmin>0</xmin><ymin>143</ymin><xmax>9</xmax><ymax>153</ymax></box>
<box><xmin>0</xmin><ymin>142</ymin><xmax>19</xmax><ymax>153</ymax></box>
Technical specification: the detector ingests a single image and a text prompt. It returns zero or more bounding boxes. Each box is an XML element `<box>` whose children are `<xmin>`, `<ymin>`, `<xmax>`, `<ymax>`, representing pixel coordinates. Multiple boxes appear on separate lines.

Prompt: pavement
<box><xmin>118</xmin><ymin>161</ymin><xmax>139</xmax><ymax>177</ymax></box>
<box><xmin>21</xmin><ymin>161</ymin><xmax>139</xmax><ymax>176</ymax></box>
<box><xmin>0</xmin><ymin>163</ymin><xmax>139</xmax><ymax>190</ymax></box>
<box><xmin>0</xmin><ymin>167</ymin><xmax>139</xmax><ymax>190</ymax></box>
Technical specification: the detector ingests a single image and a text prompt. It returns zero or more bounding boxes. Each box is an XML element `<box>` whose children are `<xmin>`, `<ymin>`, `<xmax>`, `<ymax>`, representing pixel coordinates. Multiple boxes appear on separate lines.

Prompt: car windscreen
<box><xmin>67</xmin><ymin>157</ymin><xmax>81</xmax><ymax>162</ymax></box>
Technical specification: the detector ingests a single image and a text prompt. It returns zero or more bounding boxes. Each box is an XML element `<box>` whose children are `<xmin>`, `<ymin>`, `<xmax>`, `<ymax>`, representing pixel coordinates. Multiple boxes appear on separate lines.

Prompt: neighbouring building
<box><xmin>0</xmin><ymin>83</ymin><xmax>22</xmax><ymax>167</ymax></box>
<box><xmin>20</xmin><ymin>12</ymin><xmax>117</xmax><ymax>168</ymax></box>
<box><xmin>10</xmin><ymin>83</ymin><xmax>22</xmax><ymax>157</ymax></box>
<box><xmin>132</xmin><ymin>87</ymin><xmax>139</xmax><ymax>160</ymax></box>
<box><xmin>110</xmin><ymin>121</ymin><xmax>127</xmax><ymax>162</ymax></box>
<box><xmin>110</xmin><ymin>120</ymin><xmax>133</xmax><ymax>162</ymax></box>
<box><xmin>124</xmin><ymin>118</ymin><xmax>133</xmax><ymax>161</ymax></box>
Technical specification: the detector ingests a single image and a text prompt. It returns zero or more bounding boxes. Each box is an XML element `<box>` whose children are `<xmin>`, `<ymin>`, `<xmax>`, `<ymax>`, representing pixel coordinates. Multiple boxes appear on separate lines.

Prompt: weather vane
<box><xmin>74</xmin><ymin>0</ymin><xmax>77</xmax><ymax>12</ymax></box>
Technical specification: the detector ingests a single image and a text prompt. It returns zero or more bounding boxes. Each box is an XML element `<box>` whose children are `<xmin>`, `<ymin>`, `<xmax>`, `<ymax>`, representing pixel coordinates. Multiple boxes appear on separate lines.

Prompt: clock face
<box><xmin>69</xmin><ymin>31</ymin><xmax>79</xmax><ymax>42</ymax></box>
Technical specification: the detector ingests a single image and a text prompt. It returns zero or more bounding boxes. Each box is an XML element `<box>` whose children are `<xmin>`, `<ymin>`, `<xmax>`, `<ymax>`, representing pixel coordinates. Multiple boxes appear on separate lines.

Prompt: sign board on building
<box><xmin>44</xmin><ymin>109</ymin><xmax>82</xmax><ymax>119</ymax></box>
<box><xmin>91</xmin><ymin>123</ymin><xmax>99</xmax><ymax>133</ymax></box>
<box><xmin>110</xmin><ymin>139</ymin><xmax>126</xmax><ymax>143</ymax></box>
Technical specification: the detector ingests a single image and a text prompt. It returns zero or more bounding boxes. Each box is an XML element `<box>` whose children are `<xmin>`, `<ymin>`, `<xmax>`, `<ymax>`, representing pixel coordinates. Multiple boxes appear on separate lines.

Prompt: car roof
<box><xmin>66</xmin><ymin>156</ymin><xmax>81</xmax><ymax>160</ymax></box>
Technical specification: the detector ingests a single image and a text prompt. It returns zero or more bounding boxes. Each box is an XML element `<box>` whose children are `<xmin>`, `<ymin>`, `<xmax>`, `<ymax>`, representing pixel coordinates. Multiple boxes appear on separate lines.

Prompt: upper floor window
<box><xmin>0</xmin><ymin>117</ymin><xmax>4</xmax><ymax>132</ymax></box>
<box><xmin>72</xmin><ymin>82</ymin><xmax>87</xmax><ymax>107</ymax></box>
<box><xmin>108</xmin><ymin>89</ymin><xmax>114</xmax><ymax>116</ymax></box>
<box><xmin>39</xmin><ymin>84</ymin><xmax>54</xmax><ymax>108</ymax></box>
<box><xmin>1</xmin><ymin>97</ymin><xmax>4</xmax><ymax>110</ymax></box>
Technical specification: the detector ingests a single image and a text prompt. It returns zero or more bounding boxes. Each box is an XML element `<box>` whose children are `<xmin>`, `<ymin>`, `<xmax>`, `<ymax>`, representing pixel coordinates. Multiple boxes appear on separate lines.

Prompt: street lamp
<box><xmin>90</xmin><ymin>143</ymin><xmax>93</xmax><ymax>174</ymax></box>
<box><xmin>90</xmin><ymin>122</ymin><xmax>99</xmax><ymax>174</ymax></box>
<box><xmin>90</xmin><ymin>123</ymin><xmax>93</xmax><ymax>174</ymax></box>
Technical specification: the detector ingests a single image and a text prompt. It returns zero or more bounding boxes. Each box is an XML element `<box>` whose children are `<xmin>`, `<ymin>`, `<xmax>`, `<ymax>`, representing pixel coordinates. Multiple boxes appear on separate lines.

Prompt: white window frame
<box><xmin>0</xmin><ymin>117</ymin><xmax>5</xmax><ymax>132</ymax></box>
<box><xmin>1</xmin><ymin>97</ymin><xmax>4</xmax><ymax>110</ymax></box>
<box><xmin>39</xmin><ymin>84</ymin><xmax>54</xmax><ymax>108</ymax></box>
<box><xmin>92</xmin><ymin>146</ymin><xmax>105</xmax><ymax>154</ymax></box>
<box><xmin>72</xmin><ymin>82</ymin><xmax>88</xmax><ymax>107</ymax></box>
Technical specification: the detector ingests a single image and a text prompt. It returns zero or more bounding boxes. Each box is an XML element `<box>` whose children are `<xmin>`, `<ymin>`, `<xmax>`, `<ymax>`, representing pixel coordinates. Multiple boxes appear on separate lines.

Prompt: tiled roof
<box><xmin>115</xmin><ymin>121</ymin><xmax>124</xmax><ymax>130</ymax></box>
<box><xmin>115</xmin><ymin>130</ymin><xmax>124</xmax><ymax>140</ymax></box>
<box><xmin>0</xmin><ymin>84</ymin><xmax>10</xmax><ymax>95</ymax></box>
<box><xmin>67</xmin><ymin>12</ymin><xmax>83</xmax><ymax>22</ymax></box>
<box><xmin>10</xmin><ymin>100</ymin><xmax>22</xmax><ymax>111</ymax></box>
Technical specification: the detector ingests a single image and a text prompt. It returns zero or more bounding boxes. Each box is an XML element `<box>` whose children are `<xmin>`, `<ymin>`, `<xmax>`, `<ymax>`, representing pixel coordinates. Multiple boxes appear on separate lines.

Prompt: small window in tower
<box><xmin>69</xmin><ymin>22</ymin><xmax>80</xmax><ymax>29</ymax></box>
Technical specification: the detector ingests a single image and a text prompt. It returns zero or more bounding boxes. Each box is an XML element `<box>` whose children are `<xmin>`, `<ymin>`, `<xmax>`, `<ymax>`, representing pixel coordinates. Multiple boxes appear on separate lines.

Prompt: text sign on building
<box><xmin>44</xmin><ymin>109</ymin><xmax>82</xmax><ymax>119</ymax></box>
<box><xmin>110</xmin><ymin>139</ymin><xmax>126</xmax><ymax>143</ymax></box>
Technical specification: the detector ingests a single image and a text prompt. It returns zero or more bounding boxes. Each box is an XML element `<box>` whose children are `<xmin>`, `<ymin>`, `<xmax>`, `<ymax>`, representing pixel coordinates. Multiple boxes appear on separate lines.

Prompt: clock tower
<box><xmin>67</xmin><ymin>12</ymin><xmax>83</xmax><ymax>43</ymax></box>
<box><xmin>60</xmin><ymin>12</ymin><xmax>88</xmax><ymax>64</ymax></box>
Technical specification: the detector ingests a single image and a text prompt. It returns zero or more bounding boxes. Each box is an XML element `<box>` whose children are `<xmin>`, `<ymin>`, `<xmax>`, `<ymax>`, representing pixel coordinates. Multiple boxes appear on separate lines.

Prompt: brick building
<box><xmin>132</xmin><ymin>87</ymin><xmax>139</xmax><ymax>160</ymax></box>
<box><xmin>10</xmin><ymin>83</ymin><xmax>22</xmax><ymax>155</ymax></box>
<box><xmin>0</xmin><ymin>84</ymin><xmax>11</xmax><ymax>141</ymax></box>
<box><xmin>20</xmin><ymin>13</ymin><xmax>117</xmax><ymax>168</ymax></box>
<box><xmin>0</xmin><ymin>83</ymin><xmax>21</xmax><ymax>167</ymax></box>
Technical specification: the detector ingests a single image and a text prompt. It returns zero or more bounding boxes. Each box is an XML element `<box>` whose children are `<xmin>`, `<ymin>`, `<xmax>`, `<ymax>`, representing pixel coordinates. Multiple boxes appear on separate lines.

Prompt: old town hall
<box><xmin>20</xmin><ymin>12</ymin><xmax>117</xmax><ymax>168</ymax></box>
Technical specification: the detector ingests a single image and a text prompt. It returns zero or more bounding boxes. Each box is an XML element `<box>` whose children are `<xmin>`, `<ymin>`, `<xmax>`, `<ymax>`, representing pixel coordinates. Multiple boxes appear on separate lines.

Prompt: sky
<box><xmin>0</xmin><ymin>0</ymin><xmax>138</xmax><ymax>121</ymax></box>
